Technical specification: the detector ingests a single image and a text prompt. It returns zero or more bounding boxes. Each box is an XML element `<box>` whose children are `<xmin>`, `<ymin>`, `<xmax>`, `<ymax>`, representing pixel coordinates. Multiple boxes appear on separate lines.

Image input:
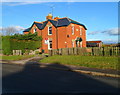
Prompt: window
<box><xmin>48</xmin><ymin>26</ymin><xmax>52</xmax><ymax>35</ymax></box>
<box><xmin>49</xmin><ymin>40</ymin><xmax>52</xmax><ymax>48</ymax></box>
<box><xmin>33</xmin><ymin>28</ymin><xmax>37</xmax><ymax>33</ymax></box>
<box><xmin>72</xmin><ymin>26</ymin><xmax>74</xmax><ymax>35</ymax></box>
<box><xmin>48</xmin><ymin>40</ymin><xmax>52</xmax><ymax>50</ymax></box>
<box><xmin>80</xmin><ymin>27</ymin><xmax>82</xmax><ymax>35</ymax></box>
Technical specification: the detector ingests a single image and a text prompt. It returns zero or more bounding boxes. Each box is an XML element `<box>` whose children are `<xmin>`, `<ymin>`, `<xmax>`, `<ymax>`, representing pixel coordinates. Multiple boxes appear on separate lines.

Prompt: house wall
<box><xmin>66</xmin><ymin>23</ymin><xmax>86</xmax><ymax>48</ymax></box>
<box><xmin>57</xmin><ymin>27</ymin><xmax>67</xmax><ymax>48</ymax></box>
<box><xmin>24</xmin><ymin>32</ymin><xmax>29</xmax><ymax>34</ymax></box>
<box><xmin>23</xmin><ymin>21</ymin><xmax>86</xmax><ymax>53</ymax></box>
<box><xmin>41</xmin><ymin>21</ymin><xmax>57</xmax><ymax>53</ymax></box>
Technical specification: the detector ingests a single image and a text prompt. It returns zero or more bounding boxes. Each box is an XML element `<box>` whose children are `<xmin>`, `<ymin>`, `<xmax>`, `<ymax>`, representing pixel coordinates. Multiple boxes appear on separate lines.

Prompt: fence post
<box><xmin>109</xmin><ymin>47</ymin><xmax>112</xmax><ymax>56</ymax></box>
<box><xmin>102</xmin><ymin>47</ymin><xmax>104</xmax><ymax>56</ymax></box>
<box><xmin>13</xmin><ymin>50</ymin><xmax>15</xmax><ymax>55</ymax></box>
<box><xmin>116</xmin><ymin>47</ymin><xmax>118</xmax><ymax>56</ymax></box>
<box><xmin>19</xmin><ymin>50</ymin><xmax>22</xmax><ymax>55</ymax></box>
<box><xmin>92</xmin><ymin>47</ymin><xmax>94</xmax><ymax>56</ymax></box>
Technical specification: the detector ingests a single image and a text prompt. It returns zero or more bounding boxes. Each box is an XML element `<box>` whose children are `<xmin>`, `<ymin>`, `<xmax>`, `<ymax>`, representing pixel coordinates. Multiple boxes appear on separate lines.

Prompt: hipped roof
<box><xmin>23</xmin><ymin>17</ymin><xmax>87</xmax><ymax>32</ymax></box>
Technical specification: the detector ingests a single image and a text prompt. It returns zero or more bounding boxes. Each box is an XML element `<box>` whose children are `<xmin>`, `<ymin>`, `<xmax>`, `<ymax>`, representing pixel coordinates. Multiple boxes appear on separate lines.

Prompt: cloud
<box><xmin>101</xmin><ymin>28</ymin><xmax>119</xmax><ymax>36</ymax></box>
<box><xmin>1</xmin><ymin>26</ymin><xmax>25</xmax><ymax>31</ymax></box>
<box><xmin>0</xmin><ymin>27</ymin><xmax>2</xmax><ymax>31</ymax></box>
<box><xmin>87</xmin><ymin>38</ymin><xmax>101</xmax><ymax>41</ymax></box>
<box><xmin>102</xmin><ymin>39</ymin><xmax>119</xmax><ymax>44</ymax></box>
<box><xmin>2</xmin><ymin>2</ymin><xmax>43</xmax><ymax>6</ymax></box>
<box><xmin>87</xmin><ymin>38</ymin><xmax>119</xmax><ymax>44</ymax></box>
<box><xmin>88</xmin><ymin>28</ymin><xmax>119</xmax><ymax>36</ymax></box>
<box><xmin>88</xmin><ymin>31</ymin><xmax>99</xmax><ymax>35</ymax></box>
<box><xmin>13</xmin><ymin>26</ymin><xmax>25</xmax><ymax>31</ymax></box>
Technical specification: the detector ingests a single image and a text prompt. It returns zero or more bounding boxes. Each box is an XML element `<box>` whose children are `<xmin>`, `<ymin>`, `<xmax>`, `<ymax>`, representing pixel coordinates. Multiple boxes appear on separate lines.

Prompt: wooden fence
<box><xmin>49</xmin><ymin>47</ymin><xmax>120</xmax><ymax>56</ymax></box>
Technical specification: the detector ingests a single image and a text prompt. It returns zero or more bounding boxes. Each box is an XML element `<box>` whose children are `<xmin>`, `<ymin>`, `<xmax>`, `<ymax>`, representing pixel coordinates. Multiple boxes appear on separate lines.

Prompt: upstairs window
<box><xmin>33</xmin><ymin>28</ymin><xmax>37</xmax><ymax>33</ymax></box>
<box><xmin>48</xmin><ymin>26</ymin><xmax>52</xmax><ymax>35</ymax></box>
<box><xmin>80</xmin><ymin>27</ymin><xmax>82</xmax><ymax>35</ymax></box>
<box><xmin>72</xmin><ymin>26</ymin><xmax>74</xmax><ymax>35</ymax></box>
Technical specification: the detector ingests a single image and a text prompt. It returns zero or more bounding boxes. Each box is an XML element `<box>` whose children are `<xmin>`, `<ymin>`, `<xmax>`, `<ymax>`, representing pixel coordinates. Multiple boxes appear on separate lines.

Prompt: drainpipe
<box><xmin>56</xmin><ymin>28</ymin><xmax>58</xmax><ymax>49</ymax></box>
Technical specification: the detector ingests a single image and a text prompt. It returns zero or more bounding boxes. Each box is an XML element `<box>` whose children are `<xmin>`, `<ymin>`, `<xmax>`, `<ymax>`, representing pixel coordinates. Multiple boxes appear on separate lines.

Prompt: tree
<box><xmin>0</xmin><ymin>26</ymin><xmax>24</xmax><ymax>36</ymax></box>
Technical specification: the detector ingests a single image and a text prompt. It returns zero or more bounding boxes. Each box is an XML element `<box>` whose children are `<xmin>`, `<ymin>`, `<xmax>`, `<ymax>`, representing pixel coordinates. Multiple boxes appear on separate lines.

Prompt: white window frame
<box><xmin>72</xmin><ymin>26</ymin><xmax>74</xmax><ymax>35</ymax></box>
<box><xmin>80</xmin><ymin>27</ymin><xmax>82</xmax><ymax>35</ymax></box>
<box><xmin>48</xmin><ymin>26</ymin><xmax>52</xmax><ymax>35</ymax></box>
<box><xmin>48</xmin><ymin>39</ymin><xmax>52</xmax><ymax>50</ymax></box>
<box><xmin>33</xmin><ymin>28</ymin><xmax>37</xmax><ymax>33</ymax></box>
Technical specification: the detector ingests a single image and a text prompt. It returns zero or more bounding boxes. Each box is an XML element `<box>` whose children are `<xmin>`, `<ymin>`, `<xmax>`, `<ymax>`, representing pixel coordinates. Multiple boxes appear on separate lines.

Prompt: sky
<box><xmin>1</xmin><ymin>1</ymin><xmax>119</xmax><ymax>44</ymax></box>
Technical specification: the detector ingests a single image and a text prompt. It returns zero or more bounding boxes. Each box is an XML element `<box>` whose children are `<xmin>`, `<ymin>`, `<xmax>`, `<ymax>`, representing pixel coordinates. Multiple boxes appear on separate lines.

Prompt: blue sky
<box><xmin>1</xmin><ymin>2</ymin><xmax>118</xmax><ymax>44</ymax></box>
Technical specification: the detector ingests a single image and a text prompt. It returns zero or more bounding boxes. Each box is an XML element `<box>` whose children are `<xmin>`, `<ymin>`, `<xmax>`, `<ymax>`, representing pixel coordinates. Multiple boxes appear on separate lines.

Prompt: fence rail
<box><xmin>49</xmin><ymin>47</ymin><xmax>120</xmax><ymax>56</ymax></box>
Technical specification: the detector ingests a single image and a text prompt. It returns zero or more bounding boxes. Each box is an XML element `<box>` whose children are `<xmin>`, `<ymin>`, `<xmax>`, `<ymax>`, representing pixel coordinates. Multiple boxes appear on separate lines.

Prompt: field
<box><xmin>40</xmin><ymin>55</ymin><xmax>119</xmax><ymax>70</ymax></box>
<box><xmin>1</xmin><ymin>55</ymin><xmax>35</xmax><ymax>60</ymax></box>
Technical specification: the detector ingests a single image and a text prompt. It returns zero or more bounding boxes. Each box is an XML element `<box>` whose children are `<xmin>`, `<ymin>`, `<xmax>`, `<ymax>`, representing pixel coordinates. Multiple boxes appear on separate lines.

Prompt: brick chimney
<box><xmin>54</xmin><ymin>16</ymin><xmax>60</xmax><ymax>20</ymax></box>
<box><xmin>46</xmin><ymin>13</ymin><xmax>53</xmax><ymax>20</ymax></box>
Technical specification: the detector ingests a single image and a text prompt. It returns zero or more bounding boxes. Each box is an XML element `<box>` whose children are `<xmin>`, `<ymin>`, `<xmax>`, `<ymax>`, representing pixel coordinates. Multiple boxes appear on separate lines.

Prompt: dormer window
<box><xmin>80</xmin><ymin>27</ymin><xmax>82</xmax><ymax>35</ymax></box>
<box><xmin>33</xmin><ymin>28</ymin><xmax>37</xmax><ymax>33</ymax></box>
<box><xmin>72</xmin><ymin>26</ymin><xmax>74</xmax><ymax>35</ymax></box>
<box><xmin>48</xmin><ymin>26</ymin><xmax>52</xmax><ymax>35</ymax></box>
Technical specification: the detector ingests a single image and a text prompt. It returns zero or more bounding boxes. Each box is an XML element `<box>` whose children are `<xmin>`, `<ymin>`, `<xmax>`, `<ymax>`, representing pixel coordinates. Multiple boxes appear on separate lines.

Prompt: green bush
<box><xmin>2</xmin><ymin>33</ymin><xmax>42</xmax><ymax>55</ymax></box>
<box><xmin>35</xmin><ymin>51</ymin><xmax>40</xmax><ymax>55</ymax></box>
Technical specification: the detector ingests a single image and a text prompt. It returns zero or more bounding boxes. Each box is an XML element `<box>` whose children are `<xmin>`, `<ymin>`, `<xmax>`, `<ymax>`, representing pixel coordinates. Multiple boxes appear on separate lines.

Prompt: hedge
<box><xmin>1</xmin><ymin>33</ymin><xmax>42</xmax><ymax>55</ymax></box>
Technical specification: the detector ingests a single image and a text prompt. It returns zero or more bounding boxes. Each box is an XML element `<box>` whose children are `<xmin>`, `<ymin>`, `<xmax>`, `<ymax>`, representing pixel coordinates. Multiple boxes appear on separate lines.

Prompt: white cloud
<box><xmin>102</xmin><ymin>39</ymin><xmax>119</xmax><ymax>44</ymax></box>
<box><xmin>2</xmin><ymin>2</ymin><xmax>43</xmax><ymax>6</ymax></box>
<box><xmin>0</xmin><ymin>27</ymin><xmax>2</xmax><ymax>31</ymax></box>
<box><xmin>102</xmin><ymin>28</ymin><xmax>119</xmax><ymax>36</ymax></box>
<box><xmin>0</xmin><ymin>26</ymin><xmax>25</xmax><ymax>31</ymax></box>
<box><xmin>87</xmin><ymin>38</ymin><xmax>119</xmax><ymax>44</ymax></box>
<box><xmin>13</xmin><ymin>26</ymin><xmax>25</xmax><ymax>31</ymax></box>
<box><xmin>87</xmin><ymin>38</ymin><xmax>101</xmax><ymax>41</ymax></box>
<box><xmin>88</xmin><ymin>28</ymin><xmax>119</xmax><ymax>36</ymax></box>
<box><xmin>88</xmin><ymin>31</ymin><xmax>99</xmax><ymax>35</ymax></box>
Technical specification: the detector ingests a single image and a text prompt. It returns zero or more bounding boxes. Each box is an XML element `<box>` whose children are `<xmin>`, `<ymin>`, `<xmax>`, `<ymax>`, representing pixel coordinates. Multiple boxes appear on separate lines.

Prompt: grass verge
<box><xmin>1</xmin><ymin>55</ymin><xmax>35</xmax><ymax>61</ymax></box>
<box><xmin>40</xmin><ymin>55</ymin><xmax>119</xmax><ymax>70</ymax></box>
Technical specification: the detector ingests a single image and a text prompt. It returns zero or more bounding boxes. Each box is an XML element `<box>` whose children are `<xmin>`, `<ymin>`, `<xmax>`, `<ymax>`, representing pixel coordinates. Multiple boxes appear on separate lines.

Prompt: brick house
<box><xmin>23</xmin><ymin>14</ymin><xmax>87</xmax><ymax>53</ymax></box>
<box><xmin>86</xmin><ymin>41</ymin><xmax>103</xmax><ymax>47</ymax></box>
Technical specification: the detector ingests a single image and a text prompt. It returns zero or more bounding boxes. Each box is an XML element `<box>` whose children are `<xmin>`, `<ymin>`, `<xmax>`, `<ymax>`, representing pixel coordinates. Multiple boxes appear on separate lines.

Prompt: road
<box><xmin>2</xmin><ymin>62</ymin><xmax>120</xmax><ymax>94</ymax></box>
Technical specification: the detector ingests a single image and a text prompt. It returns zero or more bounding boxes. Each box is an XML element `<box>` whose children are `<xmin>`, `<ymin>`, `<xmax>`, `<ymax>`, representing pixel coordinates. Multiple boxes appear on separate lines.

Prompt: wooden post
<box><xmin>116</xmin><ymin>47</ymin><xmax>118</xmax><ymax>56</ymax></box>
<box><xmin>92</xmin><ymin>47</ymin><xmax>94</xmax><ymax>56</ymax></box>
<box><xmin>110</xmin><ymin>47</ymin><xmax>112</xmax><ymax>56</ymax></box>
<box><xmin>102</xmin><ymin>47</ymin><xmax>104</xmax><ymax>56</ymax></box>
<box><xmin>13</xmin><ymin>50</ymin><xmax>15</xmax><ymax>55</ymax></box>
<box><xmin>19</xmin><ymin>50</ymin><xmax>22</xmax><ymax>55</ymax></box>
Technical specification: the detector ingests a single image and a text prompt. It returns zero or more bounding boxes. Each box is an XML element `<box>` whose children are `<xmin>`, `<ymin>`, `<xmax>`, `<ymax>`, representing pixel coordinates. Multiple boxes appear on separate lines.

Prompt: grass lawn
<box><xmin>40</xmin><ymin>55</ymin><xmax>119</xmax><ymax>70</ymax></box>
<box><xmin>1</xmin><ymin>55</ymin><xmax>35</xmax><ymax>61</ymax></box>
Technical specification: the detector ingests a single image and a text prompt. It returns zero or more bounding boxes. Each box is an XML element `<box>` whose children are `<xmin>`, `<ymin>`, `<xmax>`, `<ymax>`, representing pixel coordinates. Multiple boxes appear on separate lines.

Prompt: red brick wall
<box><xmin>41</xmin><ymin>21</ymin><xmax>57</xmax><ymax>53</ymax></box>
<box><xmin>66</xmin><ymin>23</ymin><xmax>86</xmax><ymax>48</ymax></box>
<box><xmin>57</xmin><ymin>27</ymin><xmax>67</xmax><ymax>48</ymax></box>
<box><xmin>24</xmin><ymin>32</ymin><xmax>29</xmax><ymax>34</ymax></box>
<box><xmin>23</xmin><ymin>22</ymin><xmax>86</xmax><ymax>53</ymax></box>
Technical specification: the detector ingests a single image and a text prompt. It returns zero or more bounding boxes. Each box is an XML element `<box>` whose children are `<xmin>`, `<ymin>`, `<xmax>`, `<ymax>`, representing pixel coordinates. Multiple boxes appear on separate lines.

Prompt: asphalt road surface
<box><xmin>2</xmin><ymin>62</ymin><xmax>120</xmax><ymax>94</ymax></box>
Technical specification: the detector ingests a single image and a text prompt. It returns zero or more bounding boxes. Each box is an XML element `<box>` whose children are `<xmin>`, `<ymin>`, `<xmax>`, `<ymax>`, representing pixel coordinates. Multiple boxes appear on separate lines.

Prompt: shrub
<box><xmin>2</xmin><ymin>33</ymin><xmax>42</xmax><ymax>55</ymax></box>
